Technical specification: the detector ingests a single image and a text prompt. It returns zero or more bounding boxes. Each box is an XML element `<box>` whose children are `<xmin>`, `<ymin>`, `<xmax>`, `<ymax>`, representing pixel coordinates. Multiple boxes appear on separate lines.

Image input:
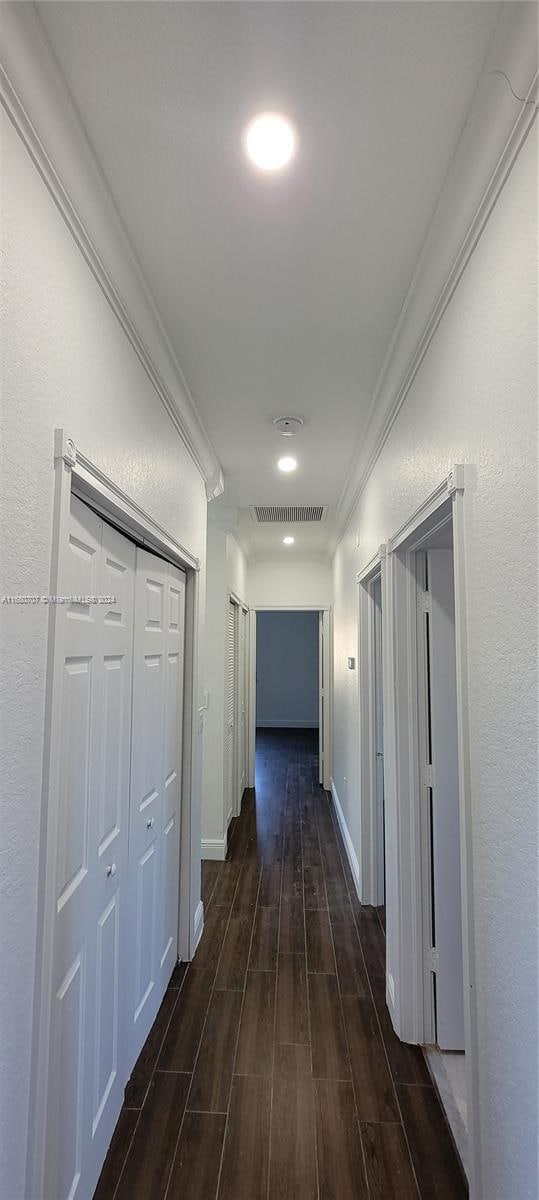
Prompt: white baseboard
<box><xmin>330</xmin><ymin>778</ymin><xmax>361</xmax><ymax>899</ymax></box>
<box><xmin>256</xmin><ymin>720</ymin><xmax>319</xmax><ymax>729</ymax></box>
<box><xmin>201</xmin><ymin>836</ymin><xmax>227</xmax><ymax>861</ymax></box>
<box><xmin>193</xmin><ymin>899</ymin><xmax>204</xmax><ymax>954</ymax></box>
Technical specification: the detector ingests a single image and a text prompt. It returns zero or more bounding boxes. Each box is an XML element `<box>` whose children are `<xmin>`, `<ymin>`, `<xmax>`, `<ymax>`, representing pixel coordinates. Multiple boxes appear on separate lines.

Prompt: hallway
<box><xmin>94</xmin><ymin>731</ymin><xmax>467</xmax><ymax>1200</ymax></box>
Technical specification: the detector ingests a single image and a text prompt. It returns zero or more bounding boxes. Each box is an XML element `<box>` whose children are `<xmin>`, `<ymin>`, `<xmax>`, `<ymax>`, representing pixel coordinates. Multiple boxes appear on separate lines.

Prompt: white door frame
<box><xmin>225</xmin><ymin>591</ymin><xmax>249</xmax><ymax>823</ymax></box>
<box><xmin>382</xmin><ymin>465</ymin><xmax>481</xmax><ymax>1199</ymax></box>
<box><xmin>248</xmin><ymin>606</ymin><xmax>332</xmax><ymax>791</ymax></box>
<box><xmin>27</xmin><ymin>430</ymin><xmax>202</xmax><ymax>1199</ymax></box>
<box><xmin>357</xmin><ymin>549</ymin><xmax>388</xmax><ymax>906</ymax></box>
<box><xmin>239</xmin><ymin>604</ymin><xmax>249</xmax><ymax>805</ymax></box>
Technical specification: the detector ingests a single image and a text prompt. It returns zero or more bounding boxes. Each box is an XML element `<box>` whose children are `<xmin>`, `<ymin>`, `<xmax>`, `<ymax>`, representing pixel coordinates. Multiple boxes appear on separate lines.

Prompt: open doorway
<box><xmin>250</xmin><ymin>609</ymin><xmax>331</xmax><ymax>789</ymax></box>
<box><xmin>256</xmin><ymin>610</ymin><xmax>319</xmax><ymax>777</ymax></box>
<box><xmin>387</xmin><ymin>496</ymin><xmax>468</xmax><ymax>1174</ymax></box>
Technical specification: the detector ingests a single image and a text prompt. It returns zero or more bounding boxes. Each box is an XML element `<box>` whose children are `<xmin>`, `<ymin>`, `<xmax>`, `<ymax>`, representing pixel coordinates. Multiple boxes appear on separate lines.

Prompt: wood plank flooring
<box><xmin>94</xmin><ymin>729</ymin><xmax>467</xmax><ymax>1200</ymax></box>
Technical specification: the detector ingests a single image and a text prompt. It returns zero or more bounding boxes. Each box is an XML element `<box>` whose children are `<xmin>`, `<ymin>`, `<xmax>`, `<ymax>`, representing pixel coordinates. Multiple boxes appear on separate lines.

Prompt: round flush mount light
<box><xmin>277</xmin><ymin>455</ymin><xmax>297</xmax><ymax>473</ymax></box>
<box><xmin>283</xmin><ymin>536</ymin><xmax>295</xmax><ymax>545</ymax></box>
<box><xmin>243</xmin><ymin>112</ymin><xmax>297</xmax><ymax>172</ymax></box>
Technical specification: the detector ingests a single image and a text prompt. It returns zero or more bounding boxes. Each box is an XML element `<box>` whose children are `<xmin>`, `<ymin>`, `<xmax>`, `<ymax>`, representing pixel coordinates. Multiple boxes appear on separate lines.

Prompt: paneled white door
<box><xmin>44</xmin><ymin>495</ymin><xmax>135</xmax><ymax>1200</ymax></box>
<box><xmin>127</xmin><ymin>550</ymin><xmax>185</xmax><ymax>1065</ymax></box>
<box><xmin>158</xmin><ymin>565</ymin><xmax>186</xmax><ymax>995</ymax></box>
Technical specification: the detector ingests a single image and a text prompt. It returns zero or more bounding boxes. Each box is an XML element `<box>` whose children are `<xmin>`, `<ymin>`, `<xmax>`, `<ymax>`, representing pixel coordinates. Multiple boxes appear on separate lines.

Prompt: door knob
<box><xmin>106</xmin><ymin>863</ymin><xmax>117</xmax><ymax>878</ymax></box>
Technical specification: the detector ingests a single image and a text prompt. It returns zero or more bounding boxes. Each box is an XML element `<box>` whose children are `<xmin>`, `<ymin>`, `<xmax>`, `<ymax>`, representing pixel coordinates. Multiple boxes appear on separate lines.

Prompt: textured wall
<box><xmin>248</xmin><ymin>559</ymin><xmax>332</xmax><ymax>608</ymax></box>
<box><xmin>256</xmin><ymin>611</ymin><xmax>319</xmax><ymax>727</ymax></box>
<box><xmin>201</xmin><ymin>526</ymin><xmax>248</xmax><ymax>847</ymax></box>
<box><xmin>0</xmin><ymin>112</ymin><xmax>208</xmax><ymax>1197</ymax></box>
<box><xmin>332</xmin><ymin>130</ymin><xmax>537</xmax><ymax>1198</ymax></box>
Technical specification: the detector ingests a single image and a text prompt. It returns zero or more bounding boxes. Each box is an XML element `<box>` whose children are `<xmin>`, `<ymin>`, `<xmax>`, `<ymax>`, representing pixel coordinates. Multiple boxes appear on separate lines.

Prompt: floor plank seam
<box><xmin>301</xmin><ymin>760</ymin><xmax>321</xmax><ymax>1200</ymax></box>
<box><xmin>215</xmin><ymin>799</ymin><xmax>262</xmax><ymax>1200</ymax></box>
<box><xmin>163</xmin><ymin>859</ymin><xmax>244</xmax><ymax>1200</ymax></box>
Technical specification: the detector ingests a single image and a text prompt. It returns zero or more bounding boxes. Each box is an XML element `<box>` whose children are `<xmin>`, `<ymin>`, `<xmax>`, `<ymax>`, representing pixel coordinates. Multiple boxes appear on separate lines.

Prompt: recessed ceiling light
<box><xmin>283</xmin><ymin>536</ymin><xmax>295</xmax><ymax>545</ymax></box>
<box><xmin>243</xmin><ymin>112</ymin><xmax>297</xmax><ymax>172</ymax></box>
<box><xmin>277</xmin><ymin>456</ymin><xmax>297</xmax><ymax>473</ymax></box>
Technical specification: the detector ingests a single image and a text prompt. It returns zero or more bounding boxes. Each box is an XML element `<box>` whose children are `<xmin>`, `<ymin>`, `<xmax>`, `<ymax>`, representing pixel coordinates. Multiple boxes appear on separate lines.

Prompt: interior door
<box><xmin>128</xmin><ymin>550</ymin><xmax>166</xmax><ymax>1062</ymax></box>
<box><xmin>45</xmin><ymin>495</ymin><xmax>135</xmax><ymax>1200</ymax></box>
<box><xmin>427</xmin><ymin>548</ymin><xmax>465</xmax><ymax>1051</ymax></box>
<box><xmin>159</xmin><ymin>564</ymin><xmax>186</xmax><ymax>994</ymax></box>
<box><xmin>418</xmin><ymin>547</ymin><xmax>464</xmax><ymax>1051</ymax></box>
<box><xmin>128</xmin><ymin>550</ymin><xmax>186</xmax><ymax>1064</ymax></box>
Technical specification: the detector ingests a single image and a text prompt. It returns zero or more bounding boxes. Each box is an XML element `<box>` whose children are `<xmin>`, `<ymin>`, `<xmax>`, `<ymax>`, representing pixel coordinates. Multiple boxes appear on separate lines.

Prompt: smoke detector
<box><xmin>273</xmin><ymin>416</ymin><xmax>304</xmax><ymax>437</ymax></box>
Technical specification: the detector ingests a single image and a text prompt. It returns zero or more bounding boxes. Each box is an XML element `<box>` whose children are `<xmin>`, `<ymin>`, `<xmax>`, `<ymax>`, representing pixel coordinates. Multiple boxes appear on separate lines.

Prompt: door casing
<box><xmin>357</xmin><ymin>558</ymin><xmax>387</xmax><ymax>906</ymax></box>
<box><xmin>377</xmin><ymin>466</ymin><xmax>480</xmax><ymax>1198</ymax></box>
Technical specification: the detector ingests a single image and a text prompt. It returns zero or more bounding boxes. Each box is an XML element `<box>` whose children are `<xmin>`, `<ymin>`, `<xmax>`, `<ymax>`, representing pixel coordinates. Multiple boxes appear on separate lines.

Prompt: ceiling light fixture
<box><xmin>277</xmin><ymin>456</ymin><xmax>297</xmax><ymax>473</ymax></box>
<box><xmin>243</xmin><ymin>112</ymin><xmax>297</xmax><ymax>172</ymax></box>
<box><xmin>283</xmin><ymin>536</ymin><xmax>295</xmax><ymax>545</ymax></box>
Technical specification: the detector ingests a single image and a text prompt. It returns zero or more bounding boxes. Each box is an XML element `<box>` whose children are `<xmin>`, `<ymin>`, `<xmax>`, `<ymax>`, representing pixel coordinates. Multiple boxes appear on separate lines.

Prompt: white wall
<box><xmin>332</xmin><ymin>129</ymin><xmax>537</xmax><ymax>1200</ymax></box>
<box><xmin>248</xmin><ymin>558</ymin><xmax>332</xmax><ymax>608</ymax></box>
<box><xmin>201</xmin><ymin>524</ymin><xmax>248</xmax><ymax>851</ymax></box>
<box><xmin>0</xmin><ymin>111</ymin><xmax>208</xmax><ymax>1197</ymax></box>
<box><xmin>256</xmin><ymin>611</ymin><xmax>319</xmax><ymax>727</ymax></box>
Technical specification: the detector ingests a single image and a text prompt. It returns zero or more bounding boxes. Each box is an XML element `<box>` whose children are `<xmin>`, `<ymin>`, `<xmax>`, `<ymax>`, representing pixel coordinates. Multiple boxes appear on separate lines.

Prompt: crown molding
<box><xmin>331</xmin><ymin>1</ymin><xmax>538</xmax><ymax>554</ymax></box>
<box><xmin>0</xmin><ymin>2</ymin><xmax>221</xmax><ymax>486</ymax></box>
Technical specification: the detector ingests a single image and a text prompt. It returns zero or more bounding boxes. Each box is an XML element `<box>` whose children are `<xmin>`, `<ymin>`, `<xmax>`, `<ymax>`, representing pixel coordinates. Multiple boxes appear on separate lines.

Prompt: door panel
<box><xmin>428</xmin><ymin>549</ymin><xmax>464</xmax><ymax>1052</ymax></box>
<box><xmin>134</xmin><ymin>841</ymin><xmax>158</xmax><ymax>1020</ymax></box>
<box><xmin>54</xmin><ymin>951</ymin><xmax>84</xmax><ymax>1200</ymax></box>
<box><xmin>93</xmin><ymin>894</ymin><xmax>119</xmax><ymax>1134</ymax></box>
<box><xmin>90</xmin><ymin>520</ymin><xmax>136</xmax><ymax>1180</ymax></box>
<box><xmin>129</xmin><ymin>551</ymin><xmax>166</xmax><ymax>1053</ymax></box>
<box><xmin>57</xmin><ymin>657</ymin><xmax>92</xmax><ymax>905</ymax></box>
<box><xmin>45</xmin><ymin>496</ymin><xmax>135</xmax><ymax>1200</ymax></box>
<box><xmin>128</xmin><ymin>551</ymin><xmax>185</xmax><ymax>1060</ymax></box>
<box><xmin>159</xmin><ymin>567</ymin><xmax>185</xmax><ymax>989</ymax></box>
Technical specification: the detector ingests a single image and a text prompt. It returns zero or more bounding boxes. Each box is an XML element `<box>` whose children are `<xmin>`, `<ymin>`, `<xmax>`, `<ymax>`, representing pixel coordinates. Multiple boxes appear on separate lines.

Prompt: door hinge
<box><xmin>421</xmin><ymin>764</ymin><xmax>434</xmax><ymax>789</ymax></box>
<box><xmin>425</xmin><ymin>946</ymin><xmax>439</xmax><ymax>973</ymax></box>
<box><xmin>417</xmin><ymin>588</ymin><xmax>431</xmax><ymax>614</ymax></box>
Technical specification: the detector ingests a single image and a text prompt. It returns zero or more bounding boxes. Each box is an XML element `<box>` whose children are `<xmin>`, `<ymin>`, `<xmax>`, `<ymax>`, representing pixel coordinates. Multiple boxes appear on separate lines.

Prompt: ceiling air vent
<box><xmin>251</xmin><ymin>505</ymin><xmax>326</xmax><ymax>524</ymax></box>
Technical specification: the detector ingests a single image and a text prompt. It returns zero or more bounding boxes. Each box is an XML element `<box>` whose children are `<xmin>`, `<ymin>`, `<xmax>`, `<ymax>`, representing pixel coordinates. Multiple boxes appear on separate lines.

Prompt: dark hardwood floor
<box><xmin>94</xmin><ymin>728</ymin><xmax>467</xmax><ymax>1200</ymax></box>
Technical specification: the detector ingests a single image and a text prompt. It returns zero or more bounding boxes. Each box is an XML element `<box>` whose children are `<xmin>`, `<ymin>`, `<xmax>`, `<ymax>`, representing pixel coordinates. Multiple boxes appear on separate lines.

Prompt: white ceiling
<box><xmin>37</xmin><ymin>1</ymin><xmax>500</xmax><ymax>559</ymax></box>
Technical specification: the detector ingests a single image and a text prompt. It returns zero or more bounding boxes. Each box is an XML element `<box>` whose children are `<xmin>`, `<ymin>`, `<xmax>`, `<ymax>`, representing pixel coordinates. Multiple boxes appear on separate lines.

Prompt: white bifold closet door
<box><xmin>127</xmin><ymin>549</ymin><xmax>186</xmax><ymax>1067</ymax></box>
<box><xmin>45</xmin><ymin>495</ymin><xmax>135</xmax><ymax>1200</ymax></box>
